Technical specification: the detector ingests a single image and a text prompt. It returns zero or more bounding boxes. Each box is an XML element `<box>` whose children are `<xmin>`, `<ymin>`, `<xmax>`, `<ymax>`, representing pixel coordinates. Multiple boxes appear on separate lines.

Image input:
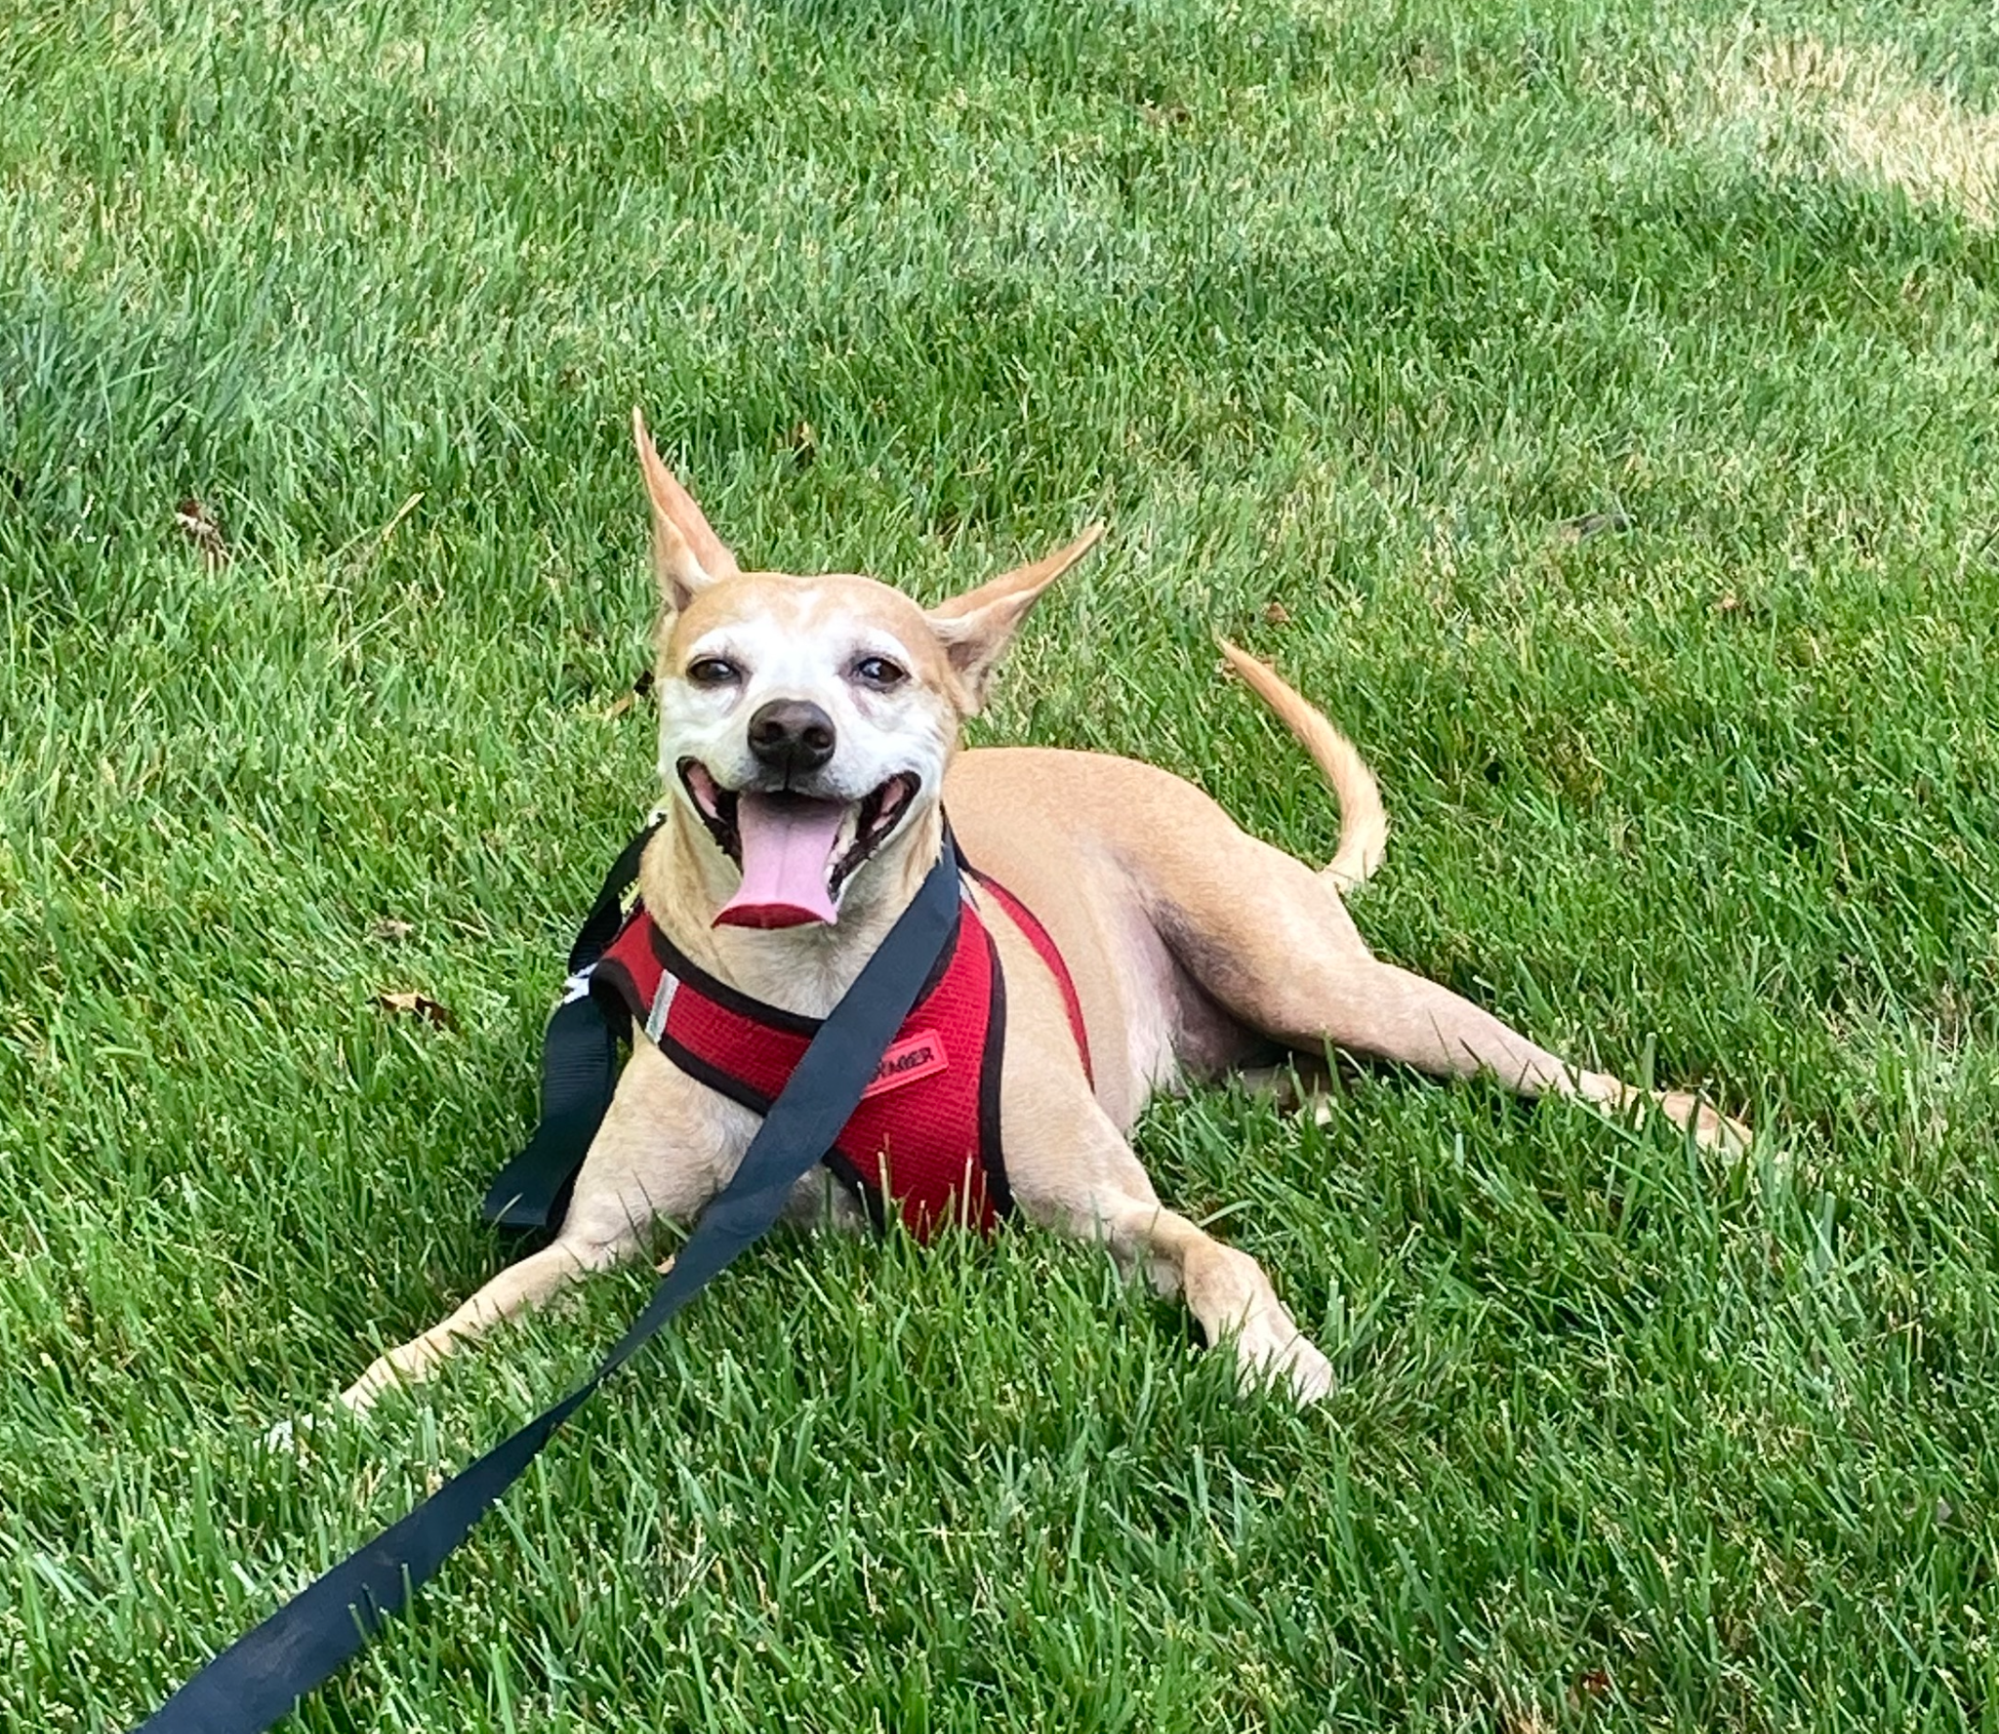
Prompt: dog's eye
<box><xmin>685</xmin><ymin>657</ymin><xmax>741</xmax><ymax>688</ymax></box>
<box><xmin>852</xmin><ymin>655</ymin><xmax>907</xmax><ymax>691</ymax></box>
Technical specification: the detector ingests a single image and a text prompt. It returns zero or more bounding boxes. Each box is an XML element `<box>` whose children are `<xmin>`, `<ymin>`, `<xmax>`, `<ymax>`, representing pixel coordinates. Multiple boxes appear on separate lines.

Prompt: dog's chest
<box><xmin>598</xmin><ymin>898</ymin><xmax>1021</xmax><ymax>1240</ymax></box>
<box><xmin>707</xmin><ymin>925</ymin><xmax>885</xmax><ymax>1020</ymax></box>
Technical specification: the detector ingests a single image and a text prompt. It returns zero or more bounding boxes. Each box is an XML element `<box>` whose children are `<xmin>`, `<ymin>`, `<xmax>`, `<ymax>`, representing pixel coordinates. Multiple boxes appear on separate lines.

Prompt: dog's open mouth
<box><xmin>678</xmin><ymin>760</ymin><xmax>920</xmax><ymax>928</ymax></box>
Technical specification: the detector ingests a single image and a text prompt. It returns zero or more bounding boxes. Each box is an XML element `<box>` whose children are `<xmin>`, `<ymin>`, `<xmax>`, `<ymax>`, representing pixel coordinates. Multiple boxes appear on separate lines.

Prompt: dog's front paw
<box><xmin>1659</xmin><ymin>1092</ymin><xmax>1752</xmax><ymax>1154</ymax></box>
<box><xmin>336</xmin><ymin>1356</ymin><xmax>411</xmax><ymax>1419</ymax></box>
<box><xmin>1233</xmin><ymin>1313</ymin><xmax>1335</xmax><ymax>1407</ymax></box>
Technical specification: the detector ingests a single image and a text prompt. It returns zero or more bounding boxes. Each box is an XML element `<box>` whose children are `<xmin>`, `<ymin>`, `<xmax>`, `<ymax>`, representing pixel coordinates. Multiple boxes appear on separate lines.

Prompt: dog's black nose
<box><xmin>747</xmin><ymin>699</ymin><xmax>836</xmax><ymax>776</ymax></box>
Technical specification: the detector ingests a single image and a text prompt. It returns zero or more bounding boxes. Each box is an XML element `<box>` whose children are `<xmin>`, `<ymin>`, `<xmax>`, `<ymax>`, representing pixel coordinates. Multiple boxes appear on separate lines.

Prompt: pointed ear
<box><xmin>632</xmin><ymin>407</ymin><xmax>740</xmax><ymax>611</ymax></box>
<box><xmin>927</xmin><ymin>526</ymin><xmax>1102</xmax><ymax>711</ymax></box>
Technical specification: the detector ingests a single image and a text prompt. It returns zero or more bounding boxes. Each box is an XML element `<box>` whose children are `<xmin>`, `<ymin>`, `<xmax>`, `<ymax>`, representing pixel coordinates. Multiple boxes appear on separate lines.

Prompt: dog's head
<box><xmin>634</xmin><ymin>409</ymin><xmax>1100</xmax><ymax>929</ymax></box>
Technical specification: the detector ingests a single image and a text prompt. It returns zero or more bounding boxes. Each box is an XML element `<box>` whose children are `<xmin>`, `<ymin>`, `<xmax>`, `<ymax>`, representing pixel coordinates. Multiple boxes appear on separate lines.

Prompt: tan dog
<box><xmin>335</xmin><ymin>411</ymin><xmax>1747</xmax><ymax>1414</ymax></box>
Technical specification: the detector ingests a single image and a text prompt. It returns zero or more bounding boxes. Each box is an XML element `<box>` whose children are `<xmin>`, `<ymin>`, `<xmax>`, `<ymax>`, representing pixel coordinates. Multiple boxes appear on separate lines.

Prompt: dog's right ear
<box><xmin>633</xmin><ymin>407</ymin><xmax>740</xmax><ymax>611</ymax></box>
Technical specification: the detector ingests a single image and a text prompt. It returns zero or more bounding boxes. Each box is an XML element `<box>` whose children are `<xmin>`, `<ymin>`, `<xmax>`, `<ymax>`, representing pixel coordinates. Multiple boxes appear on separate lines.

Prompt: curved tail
<box><xmin>1219</xmin><ymin>640</ymin><xmax>1388</xmax><ymax>891</ymax></box>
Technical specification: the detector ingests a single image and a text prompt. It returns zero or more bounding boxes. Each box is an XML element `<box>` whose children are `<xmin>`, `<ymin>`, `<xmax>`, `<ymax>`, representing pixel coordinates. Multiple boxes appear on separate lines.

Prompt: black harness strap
<box><xmin>132</xmin><ymin>837</ymin><xmax>964</xmax><ymax>1734</ymax></box>
<box><xmin>480</xmin><ymin>820</ymin><xmax>660</xmax><ymax>1232</ymax></box>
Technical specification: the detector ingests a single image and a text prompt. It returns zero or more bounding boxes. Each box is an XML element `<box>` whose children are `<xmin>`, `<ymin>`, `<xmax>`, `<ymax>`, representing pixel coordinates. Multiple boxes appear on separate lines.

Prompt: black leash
<box><xmin>480</xmin><ymin>818</ymin><xmax>660</xmax><ymax>1233</ymax></box>
<box><xmin>132</xmin><ymin>835</ymin><xmax>964</xmax><ymax>1734</ymax></box>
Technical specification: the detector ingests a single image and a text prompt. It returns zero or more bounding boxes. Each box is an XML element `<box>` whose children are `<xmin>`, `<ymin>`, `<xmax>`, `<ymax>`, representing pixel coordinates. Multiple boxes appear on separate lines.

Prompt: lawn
<box><xmin>6</xmin><ymin>0</ymin><xmax>1999</xmax><ymax>1727</ymax></box>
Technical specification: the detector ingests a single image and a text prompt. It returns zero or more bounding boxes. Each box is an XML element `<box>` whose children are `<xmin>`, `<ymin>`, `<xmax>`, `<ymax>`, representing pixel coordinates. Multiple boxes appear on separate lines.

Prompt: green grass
<box><xmin>7</xmin><ymin>0</ymin><xmax>1999</xmax><ymax>1726</ymax></box>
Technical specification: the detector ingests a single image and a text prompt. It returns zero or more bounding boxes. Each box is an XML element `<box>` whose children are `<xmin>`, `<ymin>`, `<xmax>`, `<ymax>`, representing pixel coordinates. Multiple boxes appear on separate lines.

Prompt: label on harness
<box><xmin>861</xmin><ymin>1030</ymin><xmax>949</xmax><ymax>1098</ymax></box>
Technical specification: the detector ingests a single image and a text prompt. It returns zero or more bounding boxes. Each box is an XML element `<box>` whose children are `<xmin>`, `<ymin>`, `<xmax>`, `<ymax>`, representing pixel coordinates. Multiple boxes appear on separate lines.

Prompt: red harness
<box><xmin>594</xmin><ymin>870</ymin><xmax>1089</xmax><ymax>1240</ymax></box>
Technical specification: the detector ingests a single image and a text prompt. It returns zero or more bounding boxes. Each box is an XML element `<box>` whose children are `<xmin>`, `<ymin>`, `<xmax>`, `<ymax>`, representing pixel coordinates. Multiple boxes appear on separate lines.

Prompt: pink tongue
<box><xmin>714</xmin><ymin>793</ymin><xmax>848</xmax><ymax>928</ymax></box>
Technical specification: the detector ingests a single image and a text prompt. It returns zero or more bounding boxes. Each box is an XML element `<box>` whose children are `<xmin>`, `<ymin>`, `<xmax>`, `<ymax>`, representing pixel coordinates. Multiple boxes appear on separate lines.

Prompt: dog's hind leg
<box><xmin>1188</xmin><ymin>645</ymin><xmax>1743</xmax><ymax>1146</ymax></box>
<box><xmin>1162</xmin><ymin>837</ymin><xmax>1747</xmax><ymax>1149</ymax></box>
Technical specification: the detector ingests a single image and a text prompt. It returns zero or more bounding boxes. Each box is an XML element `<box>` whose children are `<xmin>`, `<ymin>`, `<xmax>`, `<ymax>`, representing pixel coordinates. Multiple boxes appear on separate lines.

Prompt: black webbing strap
<box><xmin>480</xmin><ymin>820</ymin><xmax>661</xmax><ymax>1232</ymax></box>
<box><xmin>132</xmin><ymin>837</ymin><xmax>964</xmax><ymax>1734</ymax></box>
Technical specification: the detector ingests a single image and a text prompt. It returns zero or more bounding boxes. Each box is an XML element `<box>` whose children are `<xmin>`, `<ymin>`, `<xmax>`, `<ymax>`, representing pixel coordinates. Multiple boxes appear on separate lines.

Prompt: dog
<box><xmin>333</xmin><ymin>409</ymin><xmax>1747</xmax><ymax>1414</ymax></box>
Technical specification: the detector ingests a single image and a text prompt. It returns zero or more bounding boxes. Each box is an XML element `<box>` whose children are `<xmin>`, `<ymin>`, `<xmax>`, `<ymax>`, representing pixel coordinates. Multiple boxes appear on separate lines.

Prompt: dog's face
<box><xmin>633</xmin><ymin>410</ymin><xmax>1100</xmax><ymax>929</ymax></box>
<box><xmin>657</xmin><ymin>572</ymin><xmax>965</xmax><ymax>928</ymax></box>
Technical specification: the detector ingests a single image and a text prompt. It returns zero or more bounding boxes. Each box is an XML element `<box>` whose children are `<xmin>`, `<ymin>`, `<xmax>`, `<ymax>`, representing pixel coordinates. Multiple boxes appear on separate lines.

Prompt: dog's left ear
<box><xmin>927</xmin><ymin>526</ymin><xmax>1103</xmax><ymax>711</ymax></box>
<box><xmin>633</xmin><ymin>407</ymin><xmax>741</xmax><ymax>611</ymax></box>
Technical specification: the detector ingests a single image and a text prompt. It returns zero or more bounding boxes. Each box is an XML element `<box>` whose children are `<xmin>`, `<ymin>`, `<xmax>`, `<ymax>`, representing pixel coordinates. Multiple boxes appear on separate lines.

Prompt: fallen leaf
<box><xmin>1262</xmin><ymin>600</ymin><xmax>1292</xmax><ymax>625</ymax></box>
<box><xmin>603</xmin><ymin>668</ymin><xmax>656</xmax><ymax>720</ymax></box>
<box><xmin>369</xmin><ymin>918</ymin><xmax>416</xmax><ymax>943</ymax></box>
<box><xmin>174</xmin><ymin>498</ymin><xmax>229</xmax><ymax>565</ymax></box>
<box><xmin>376</xmin><ymin>991</ymin><xmax>455</xmax><ymax>1029</ymax></box>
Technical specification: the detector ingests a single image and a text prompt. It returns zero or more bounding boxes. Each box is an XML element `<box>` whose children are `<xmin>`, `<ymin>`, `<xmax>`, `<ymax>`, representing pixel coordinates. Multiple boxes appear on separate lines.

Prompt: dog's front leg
<box><xmin>336</xmin><ymin>1232</ymin><xmax>635</xmax><ymax>1417</ymax></box>
<box><xmin>336</xmin><ymin>1043</ymin><xmax>728</xmax><ymax>1417</ymax></box>
<box><xmin>1002</xmin><ymin>1061</ymin><xmax>1333</xmax><ymax>1406</ymax></box>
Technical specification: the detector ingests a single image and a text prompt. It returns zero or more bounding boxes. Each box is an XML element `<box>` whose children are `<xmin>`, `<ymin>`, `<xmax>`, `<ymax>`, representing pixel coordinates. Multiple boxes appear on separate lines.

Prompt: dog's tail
<box><xmin>1219</xmin><ymin>640</ymin><xmax>1388</xmax><ymax>891</ymax></box>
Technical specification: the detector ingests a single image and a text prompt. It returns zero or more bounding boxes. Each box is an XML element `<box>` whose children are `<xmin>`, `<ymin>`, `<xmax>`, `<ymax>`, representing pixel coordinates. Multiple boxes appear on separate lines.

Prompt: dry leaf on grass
<box><xmin>603</xmin><ymin>668</ymin><xmax>656</xmax><ymax>720</ymax></box>
<box><xmin>1709</xmin><ymin>593</ymin><xmax>1771</xmax><ymax>622</ymax></box>
<box><xmin>174</xmin><ymin>498</ymin><xmax>229</xmax><ymax>565</ymax></box>
<box><xmin>375</xmin><ymin>991</ymin><xmax>455</xmax><ymax>1029</ymax></box>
